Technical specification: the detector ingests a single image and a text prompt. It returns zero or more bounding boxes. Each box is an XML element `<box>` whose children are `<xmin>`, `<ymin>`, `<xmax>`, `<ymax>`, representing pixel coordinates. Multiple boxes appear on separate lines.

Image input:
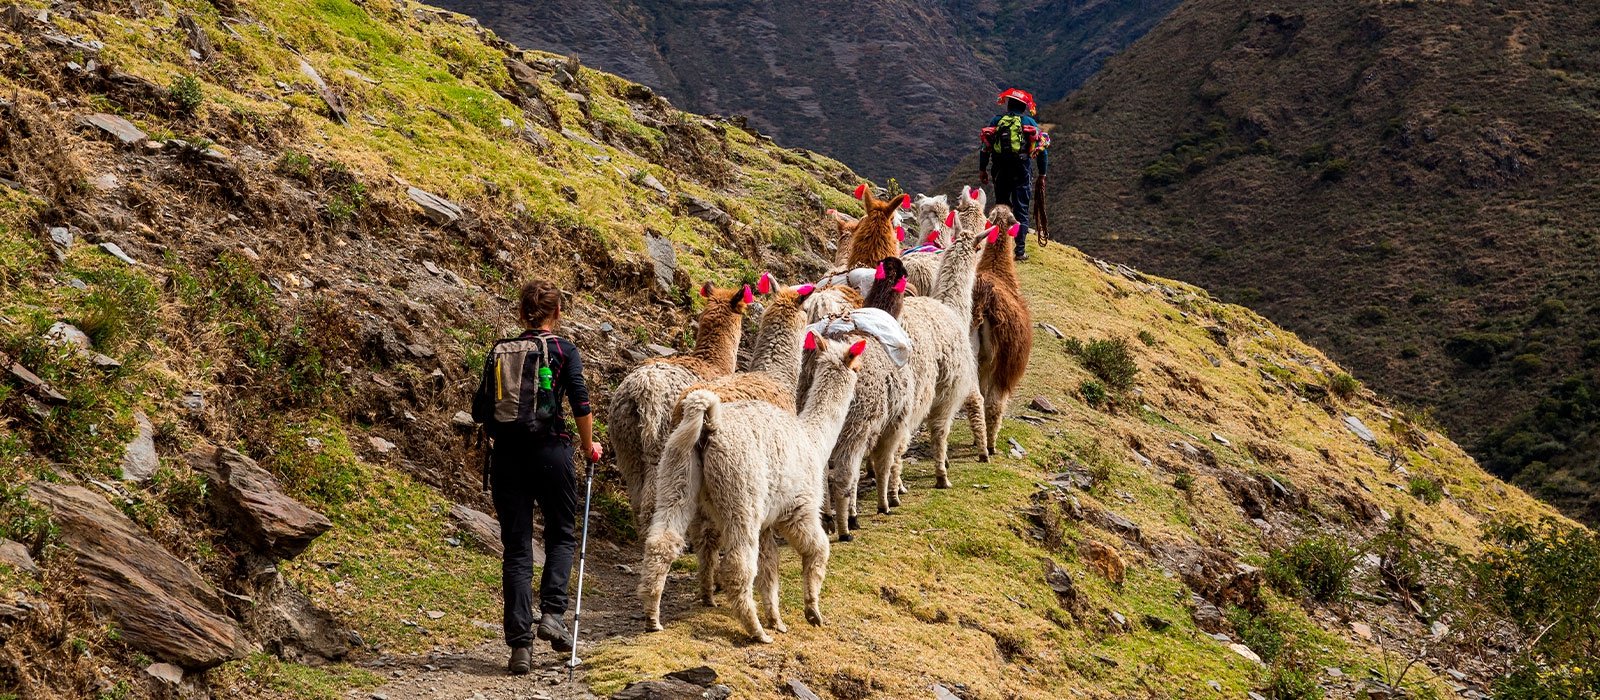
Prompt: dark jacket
<box><xmin>979</xmin><ymin>109</ymin><xmax>1049</xmax><ymax>176</ymax></box>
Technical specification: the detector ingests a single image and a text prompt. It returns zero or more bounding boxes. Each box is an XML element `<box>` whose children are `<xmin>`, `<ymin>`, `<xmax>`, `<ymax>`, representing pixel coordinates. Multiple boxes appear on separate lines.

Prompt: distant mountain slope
<box><xmin>995</xmin><ymin>0</ymin><xmax>1600</xmax><ymax>523</ymax></box>
<box><xmin>427</xmin><ymin>0</ymin><xmax>1181</xmax><ymax>189</ymax></box>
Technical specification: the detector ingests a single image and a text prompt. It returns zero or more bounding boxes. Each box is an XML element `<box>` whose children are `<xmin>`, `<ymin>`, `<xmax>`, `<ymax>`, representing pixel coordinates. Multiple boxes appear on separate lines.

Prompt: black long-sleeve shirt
<box><xmin>529</xmin><ymin>330</ymin><xmax>591</xmax><ymax>436</ymax></box>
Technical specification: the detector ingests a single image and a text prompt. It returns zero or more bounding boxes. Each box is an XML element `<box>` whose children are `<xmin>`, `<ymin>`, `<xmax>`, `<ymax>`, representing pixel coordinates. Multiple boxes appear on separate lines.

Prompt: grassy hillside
<box><xmin>0</xmin><ymin>0</ymin><xmax>1588</xmax><ymax>698</ymax></box>
<box><xmin>971</xmin><ymin>0</ymin><xmax>1600</xmax><ymax>524</ymax></box>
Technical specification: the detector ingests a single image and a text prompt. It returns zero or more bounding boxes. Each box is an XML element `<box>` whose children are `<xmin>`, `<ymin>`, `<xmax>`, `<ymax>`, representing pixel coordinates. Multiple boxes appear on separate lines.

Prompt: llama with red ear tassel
<box><xmin>610</xmin><ymin>282</ymin><xmax>760</xmax><ymax>532</ymax></box>
<box><xmin>641</xmin><ymin>335</ymin><xmax>868</xmax><ymax>642</ymax></box>
<box><xmin>900</xmin><ymin>202</ymin><xmax>956</xmax><ymax>296</ymax></box>
<box><xmin>967</xmin><ymin>205</ymin><xmax>1034</xmax><ymax>457</ymax></box>
<box><xmin>843</xmin><ymin>185</ymin><xmax>911</xmax><ymax>271</ymax></box>
<box><xmin>827</xmin><ymin>209</ymin><xmax>860</xmax><ymax>268</ymax></box>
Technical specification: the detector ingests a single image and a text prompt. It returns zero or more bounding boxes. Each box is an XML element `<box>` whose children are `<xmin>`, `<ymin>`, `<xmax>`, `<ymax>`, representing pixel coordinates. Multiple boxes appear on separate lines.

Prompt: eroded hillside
<box><xmin>0</xmin><ymin>0</ymin><xmax>1588</xmax><ymax>698</ymax></box>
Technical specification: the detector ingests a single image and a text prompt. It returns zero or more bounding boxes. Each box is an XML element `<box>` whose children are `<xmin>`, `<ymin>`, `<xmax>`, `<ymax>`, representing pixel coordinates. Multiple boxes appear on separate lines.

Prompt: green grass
<box><xmin>210</xmin><ymin>653</ymin><xmax>383</xmax><ymax>700</ymax></box>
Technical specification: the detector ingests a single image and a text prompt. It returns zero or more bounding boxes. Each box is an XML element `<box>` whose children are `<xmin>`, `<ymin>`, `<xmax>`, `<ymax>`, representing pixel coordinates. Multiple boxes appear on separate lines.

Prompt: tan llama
<box><xmin>610</xmin><ymin>283</ymin><xmax>755</xmax><ymax>527</ymax></box>
<box><xmin>971</xmin><ymin>205</ymin><xmax>1034</xmax><ymax>456</ymax></box>
<box><xmin>826</xmin><ymin>209</ymin><xmax>859</xmax><ymax>268</ymax></box>
<box><xmin>640</xmin><ymin>335</ymin><xmax>867</xmax><ymax>643</ymax></box>
<box><xmin>801</xmin><ymin>261</ymin><xmax>914</xmax><ymax>540</ymax></box>
<box><xmin>896</xmin><ymin>186</ymin><xmax>991</xmax><ymax>494</ymax></box>
<box><xmin>902</xmin><ymin>194</ymin><xmax>952</xmax><ymax>295</ymax></box>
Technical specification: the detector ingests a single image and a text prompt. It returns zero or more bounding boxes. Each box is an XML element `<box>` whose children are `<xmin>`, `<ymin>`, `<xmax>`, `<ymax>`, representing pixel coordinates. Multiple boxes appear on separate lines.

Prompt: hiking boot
<box><xmin>537</xmin><ymin>613</ymin><xmax>574</xmax><ymax>653</ymax></box>
<box><xmin>1015</xmin><ymin>252</ymin><xmax>1030</xmax><ymax>261</ymax></box>
<box><xmin>507</xmin><ymin>646</ymin><xmax>531</xmax><ymax>675</ymax></box>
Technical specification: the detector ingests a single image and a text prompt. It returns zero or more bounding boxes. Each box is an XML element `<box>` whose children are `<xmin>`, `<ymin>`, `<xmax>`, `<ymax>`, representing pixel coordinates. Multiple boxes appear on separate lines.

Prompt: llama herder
<box><xmin>640</xmin><ymin>335</ymin><xmax>868</xmax><ymax>642</ymax></box>
<box><xmin>895</xmin><ymin>186</ymin><xmax>991</xmax><ymax>495</ymax></box>
<box><xmin>610</xmin><ymin>283</ymin><xmax>755</xmax><ymax>527</ymax></box>
<box><xmin>803</xmin><ymin>260</ymin><xmax>914</xmax><ymax>540</ymax></box>
<box><xmin>668</xmin><ymin>277</ymin><xmax>818</xmax><ymax>604</ymax></box>
<box><xmin>971</xmin><ymin>205</ymin><xmax>1034</xmax><ymax>456</ymax></box>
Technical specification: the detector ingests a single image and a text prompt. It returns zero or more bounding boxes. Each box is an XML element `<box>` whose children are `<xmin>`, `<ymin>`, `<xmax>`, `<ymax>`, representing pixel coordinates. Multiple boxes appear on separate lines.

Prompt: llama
<box><xmin>971</xmin><ymin>205</ymin><xmax>1034</xmax><ymax>456</ymax></box>
<box><xmin>895</xmin><ymin>186</ymin><xmax>991</xmax><ymax>495</ymax></box>
<box><xmin>640</xmin><ymin>335</ymin><xmax>867</xmax><ymax>642</ymax></box>
<box><xmin>802</xmin><ymin>260</ymin><xmax>914</xmax><ymax>540</ymax></box>
<box><xmin>610</xmin><ymin>283</ymin><xmax>755</xmax><ymax>527</ymax></box>
<box><xmin>666</xmin><ymin>278</ymin><xmax>817</xmax><ymax>605</ymax></box>
<box><xmin>844</xmin><ymin>185</ymin><xmax>910</xmax><ymax>270</ymax></box>
<box><xmin>826</xmin><ymin>209</ymin><xmax>859</xmax><ymax>268</ymax></box>
<box><xmin>901</xmin><ymin>194</ymin><xmax>952</xmax><ymax>295</ymax></box>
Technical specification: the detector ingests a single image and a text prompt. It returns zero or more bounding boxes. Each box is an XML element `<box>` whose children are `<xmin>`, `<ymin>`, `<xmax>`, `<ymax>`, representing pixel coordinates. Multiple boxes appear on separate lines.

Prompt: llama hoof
<box><xmin>753</xmin><ymin>632</ymin><xmax>775</xmax><ymax>644</ymax></box>
<box><xmin>935</xmin><ymin>476</ymin><xmax>952</xmax><ymax>489</ymax></box>
<box><xmin>838</xmin><ymin>531</ymin><xmax>853</xmax><ymax>543</ymax></box>
<box><xmin>897</xmin><ymin>483</ymin><xmax>908</xmax><ymax>495</ymax></box>
<box><xmin>977</xmin><ymin>452</ymin><xmax>990</xmax><ymax>463</ymax></box>
<box><xmin>888</xmin><ymin>494</ymin><xmax>901</xmax><ymax>508</ymax></box>
<box><xmin>805</xmin><ymin>608</ymin><xmax>825</xmax><ymax>627</ymax></box>
<box><xmin>772</xmin><ymin>621</ymin><xmax>789</xmax><ymax>634</ymax></box>
<box><xmin>846</xmin><ymin>515</ymin><xmax>859</xmax><ymax>531</ymax></box>
<box><xmin>877</xmin><ymin>505</ymin><xmax>889</xmax><ymax>515</ymax></box>
<box><xmin>646</xmin><ymin>620</ymin><xmax>663</xmax><ymax>633</ymax></box>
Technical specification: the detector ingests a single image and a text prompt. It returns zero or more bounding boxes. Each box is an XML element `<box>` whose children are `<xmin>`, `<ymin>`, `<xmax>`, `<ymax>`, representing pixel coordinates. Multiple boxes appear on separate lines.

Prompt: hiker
<box><xmin>471</xmin><ymin>279</ymin><xmax>602</xmax><ymax>675</ymax></box>
<box><xmin>978</xmin><ymin>87</ymin><xmax>1051</xmax><ymax>261</ymax></box>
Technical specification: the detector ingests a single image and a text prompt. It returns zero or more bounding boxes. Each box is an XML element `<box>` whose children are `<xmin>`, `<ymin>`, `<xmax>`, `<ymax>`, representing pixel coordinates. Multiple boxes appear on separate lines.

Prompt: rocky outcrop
<box><xmin>612</xmin><ymin>666</ymin><xmax>732</xmax><ymax>699</ymax></box>
<box><xmin>28</xmin><ymin>481</ymin><xmax>250</xmax><ymax>669</ymax></box>
<box><xmin>184</xmin><ymin>445</ymin><xmax>332</xmax><ymax>560</ymax></box>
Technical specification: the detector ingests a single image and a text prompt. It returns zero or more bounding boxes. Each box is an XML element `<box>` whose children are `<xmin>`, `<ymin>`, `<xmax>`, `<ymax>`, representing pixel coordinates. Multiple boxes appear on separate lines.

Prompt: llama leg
<box><xmin>781</xmin><ymin>515</ymin><xmax>832</xmax><ymax>627</ymax></box>
<box><xmin>756</xmin><ymin>529</ymin><xmax>787</xmax><ymax>633</ymax></box>
<box><xmin>984</xmin><ymin>389</ymin><xmax>1006</xmax><ymax>457</ymax></box>
<box><xmin>868</xmin><ymin>434</ymin><xmax>904</xmax><ymax>510</ymax></box>
<box><xmin>930</xmin><ymin>395</ymin><xmax>968</xmax><ymax>489</ymax></box>
<box><xmin>829</xmin><ymin>459</ymin><xmax>854</xmax><ymax>542</ymax></box>
<box><xmin>638</xmin><ymin>528</ymin><xmax>687</xmax><ymax>632</ymax></box>
<box><xmin>721</xmin><ymin>527</ymin><xmax>770</xmax><ymax>643</ymax></box>
<box><xmin>965</xmin><ymin>391</ymin><xmax>988</xmax><ymax>456</ymax></box>
<box><xmin>693</xmin><ymin>515</ymin><xmax>720</xmax><ymax>607</ymax></box>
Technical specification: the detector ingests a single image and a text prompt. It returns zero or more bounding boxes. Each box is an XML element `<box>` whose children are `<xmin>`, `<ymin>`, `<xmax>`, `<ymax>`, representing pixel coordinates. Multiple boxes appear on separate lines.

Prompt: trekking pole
<box><xmin>567</xmin><ymin>454</ymin><xmax>597</xmax><ymax>680</ymax></box>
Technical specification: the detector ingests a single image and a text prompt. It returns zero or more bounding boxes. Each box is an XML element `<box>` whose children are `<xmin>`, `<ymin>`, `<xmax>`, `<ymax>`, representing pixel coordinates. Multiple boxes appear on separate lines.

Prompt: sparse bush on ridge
<box><xmin>1266</xmin><ymin>535</ymin><xmax>1356</xmax><ymax>603</ymax></box>
<box><xmin>1066</xmin><ymin>337</ymin><xmax>1139</xmax><ymax>391</ymax></box>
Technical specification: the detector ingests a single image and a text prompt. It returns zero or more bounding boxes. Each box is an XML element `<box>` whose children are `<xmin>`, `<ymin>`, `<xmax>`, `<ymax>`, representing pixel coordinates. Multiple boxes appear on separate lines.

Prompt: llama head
<box><xmin>699</xmin><ymin>282</ymin><xmax>755</xmax><ymax>317</ymax></box>
<box><xmin>987</xmin><ymin>204</ymin><xmax>1017</xmax><ymax>233</ymax></box>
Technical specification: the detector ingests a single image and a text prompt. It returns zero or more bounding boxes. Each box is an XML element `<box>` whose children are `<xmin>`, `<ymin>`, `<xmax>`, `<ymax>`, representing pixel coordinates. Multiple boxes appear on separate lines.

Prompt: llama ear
<box><xmin>969</xmin><ymin>187</ymin><xmax>981</xmax><ymax>201</ymax></box>
<box><xmin>986</xmin><ymin>225</ymin><xmax>1001</xmax><ymax>245</ymax></box>
<box><xmin>804</xmin><ymin>331</ymin><xmax>819</xmax><ymax>351</ymax></box>
<box><xmin>894</xmin><ymin>277</ymin><xmax>908</xmax><ymax>293</ymax></box>
<box><xmin>699</xmin><ymin>282</ymin><xmax>713</xmax><ymax>298</ymax></box>
<box><xmin>847</xmin><ymin>339</ymin><xmax>868</xmax><ymax>369</ymax></box>
<box><xmin>895</xmin><ymin>225</ymin><xmax>906</xmax><ymax>242</ymax></box>
<box><xmin>757</xmin><ymin>272</ymin><xmax>774</xmax><ymax>295</ymax></box>
<box><xmin>794</xmin><ymin>283</ymin><xmax>816</xmax><ymax>298</ymax></box>
<box><xmin>925</xmin><ymin>229</ymin><xmax>940</xmax><ymax>244</ymax></box>
<box><xmin>891</xmin><ymin>194</ymin><xmax>910</xmax><ymax>211</ymax></box>
<box><xmin>852</xmin><ymin>183</ymin><xmax>867</xmax><ymax>200</ymax></box>
<box><xmin>740</xmin><ymin>285</ymin><xmax>755</xmax><ymax>306</ymax></box>
<box><xmin>875</xmin><ymin>262</ymin><xmax>886</xmax><ymax>280</ymax></box>
<box><xmin>944</xmin><ymin>210</ymin><xmax>957</xmax><ymax>227</ymax></box>
<box><xmin>1008</xmin><ymin>223</ymin><xmax>1020</xmax><ymax>238</ymax></box>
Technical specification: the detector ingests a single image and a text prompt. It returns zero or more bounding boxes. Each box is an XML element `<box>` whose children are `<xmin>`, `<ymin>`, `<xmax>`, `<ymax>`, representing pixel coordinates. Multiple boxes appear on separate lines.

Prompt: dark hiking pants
<box><xmin>490</xmin><ymin>436</ymin><xmax>577</xmax><ymax>648</ymax></box>
<box><xmin>992</xmin><ymin>157</ymin><xmax>1033</xmax><ymax>257</ymax></box>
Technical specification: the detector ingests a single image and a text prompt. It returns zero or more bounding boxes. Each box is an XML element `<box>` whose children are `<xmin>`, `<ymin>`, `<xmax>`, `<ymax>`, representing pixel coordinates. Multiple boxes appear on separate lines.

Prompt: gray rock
<box><xmin>7</xmin><ymin>362</ymin><xmax>67</xmax><ymax>403</ymax></box>
<box><xmin>120</xmin><ymin>411</ymin><xmax>158</xmax><ymax>482</ymax></box>
<box><xmin>785</xmin><ymin>679</ymin><xmax>821</xmax><ymax>700</ymax></box>
<box><xmin>29</xmin><ymin>481</ymin><xmax>248</xmax><ymax>668</ymax></box>
<box><xmin>1037</xmin><ymin>322</ymin><xmax>1064</xmax><ymax>339</ymax></box>
<box><xmin>407</xmin><ymin>187</ymin><xmax>462</xmax><ymax>225</ymax></box>
<box><xmin>44</xmin><ymin>321</ymin><xmax>91</xmax><ymax>350</ymax></box>
<box><xmin>81</xmin><ymin>113</ymin><xmax>147</xmax><ymax>145</ymax></box>
<box><xmin>368</xmin><ymin>436</ymin><xmax>396</xmax><ymax>454</ymax></box>
<box><xmin>48</xmin><ymin>226</ymin><xmax>73</xmax><ymax>252</ymax></box>
<box><xmin>678</xmin><ymin>193</ymin><xmax>733</xmax><ymax>228</ymax></box>
<box><xmin>1109</xmin><ymin>610</ymin><xmax>1128</xmax><ymax>629</ymax></box>
<box><xmin>1210</xmin><ymin>432</ymin><xmax>1231</xmax><ymax>447</ymax></box>
<box><xmin>146</xmin><ymin>662</ymin><xmax>184</xmax><ymax>684</ymax></box>
<box><xmin>1027</xmin><ymin>396</ymin><xmax>1059</xmax><ymax>414</ymax></box>
<box><xmin>1229</xmin><ymin>642</ymin><xmax>1263</xmax><ymax>665</ymax></box>
<box><xmin>932</xmin><ymin>684</ymin><xmax>962</xmax><ymax>700</ymax></box>
<box><xmin>1141</xmin><ymin>614</ymin><xmax>1171</xmax><ymax>632</ymax></box>
<box><xmin>99</xmin><ymin>242</ymin><xmax>138</xmax><ymax>265</ymax></box>
<box><xmin>636</xmin><ymin>171</ymin><xmax>670</xmax><ymax>198</ymax></box>
<box><xmin>1344</xmin><ymin>415</ymin><xmax>1377</xmax><ymax>443</ymax></box>
<box><xmin>182</xmin><ymin>390</ymin><xmax>205</xmax><ymax>414</ymax></box>
<box><xmin>0</xmin><ymin>538</ymin><xmax>38</xmax><ymax>575</ymax></box>
<box><xmin>1008</xmin><ymin>438</ymin><xmax>1026</xmax><ymax>458</ymax></box>
<box><xmin>297</xmin><ymin>59</ymin><xmax>347</xmax><ymax>124</ymax></box>
<box><xmin>645</xmin><ymin>343</ymin><xmax>677</xmax><ymax>357</ymax></box>
<box><xmin>448</xmin><ymin>504</ymin><xmax>508</xmax><ymax>558</ymax></box>
<box><xmin>611</xmin><ymin>678</ymin><xmax>710</xmax><ymax>700</ymax></box>
<box><xmin>664</xmin><ymin>666</ymin><xmax>717</xmax><ymax>686</ymax></box>
<box><xmin>644</xmin><ymin>231</ymin><xmax>678</xmax><ymax>292</ymax></box>
<box><xmin>451</xmin><ymin>411</ymin><xmax>476</xmax><ymax>429</ymax></box>
<box><xmin>185</xmin><ymin>446</ymin><xmax>332</xmax><ymax>560</ymax></box>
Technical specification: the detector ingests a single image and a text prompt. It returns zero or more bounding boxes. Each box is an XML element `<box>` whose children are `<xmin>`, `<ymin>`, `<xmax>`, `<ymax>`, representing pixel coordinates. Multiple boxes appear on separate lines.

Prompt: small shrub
<box><xmin>1408</xmin><ymin>476</ymin><xmax>1443</xmax><ymax>504</ymax></box>
<box><xmin>1137</xmin><ymin>329</ymin><xmax>1157</xmax><ymax>347</ymax></box>
<box><xmin>1511</xmin><ymin>353</ymin><xmax>1543</xmax><ymax>375</ymax></box>
<box><xmin>1530</xmin><ymin>298</ymin><xmax>1567</xmax><ymax>327</ymax></box>
<box><xmin>1173</xmin><ymin>472</ymin><xmax>1194</xmax><ymax>493</ymax></box>
<box><xmin>1069</xmin><ymin>338</ymin><xmax>1139</xmax><ymax>391</ymax></box>
<box><xmin>1079</xmin><ymin>379</ymin><xmax>1107</xmax><ymax>408</ymax></box>
<box><xmin>1444</xmin><ymin>332</ymin><xmax>1514</xmax><ymax>367</ymax></box>
<box><xmin>1265</xmin><ymin>659</ymin><xmax>1325</xmax><ymax>700</ymax></box>
<box><xmin>1354</xmin><ymin>305</ymin><xmax>1388</xmax><ymax>326</ymax></box>
<box><xmin>277</xmin><ymin>151</ymin><xmax>314</xmax><ymax>181</ymax></box>
<box><xmin>1328</xmin><ymin>372</ymin><xmax>1360</xmax><ymax>399</ymax></box>
<box><xmin>1318</xmin><ymin>157</ymin><xmax>1350</xmax><ymax>182</ymax></box>
<box><xmin>168</xmin><ymin>74</ymin><xmax>204</xmax><ymax>116</ymax></box>
<box><xmin>1365</xmin><ymin>510</ymin><xmax>1433</xmax><ymax>597</ymax></box>
<box><xmin>1227</xmin><ymin>606</ymin><xmax>1286</xmax><ymax>663</ymax></box>
<box><xmin>1266</xmin><ymin>535</ymin><xmax>1356</xmax><ymax>603</ymax></box>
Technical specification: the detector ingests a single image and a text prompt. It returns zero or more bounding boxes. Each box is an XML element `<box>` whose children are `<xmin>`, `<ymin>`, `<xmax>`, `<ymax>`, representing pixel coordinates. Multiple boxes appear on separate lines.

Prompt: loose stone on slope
<box><xmin>121</xmin><ymin>411</ymin><xmax>159</xmax><ymax>482</ymax></box>
<box><xmin>407</xmin><ymin>186</ymin><xmax>462</xmax><ymax>225</ymax></box>
<box><xmin>80</xmin><ymin>113</ymin><xmax>147</xmax><ymax>146</ymax></box>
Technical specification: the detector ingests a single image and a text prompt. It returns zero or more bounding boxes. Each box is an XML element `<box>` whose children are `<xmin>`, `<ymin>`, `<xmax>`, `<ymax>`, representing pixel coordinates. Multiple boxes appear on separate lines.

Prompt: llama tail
<box><xmin>639</xmin><ymin>389</ymin><xmax>719</xmax><ymax>626</ymax></box>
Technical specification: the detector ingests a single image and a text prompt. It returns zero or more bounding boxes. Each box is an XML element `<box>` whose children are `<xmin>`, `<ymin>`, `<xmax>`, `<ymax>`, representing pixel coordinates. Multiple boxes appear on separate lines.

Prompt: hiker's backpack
<box><xmin>471</xmin><ymin>333</ymin><xmax>559</xmax><ymax>437</ymax></box>
<box><xmin>992</xmin><ymin>114</ymin><xmax>1026</xmax><ymax>155</ymax></box>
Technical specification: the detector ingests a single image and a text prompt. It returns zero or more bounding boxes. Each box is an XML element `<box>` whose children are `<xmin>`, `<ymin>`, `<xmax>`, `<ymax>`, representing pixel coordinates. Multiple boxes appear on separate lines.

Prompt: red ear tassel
<box><xmin>875</xmin><ymin>263</ymin><xmax>886</xmax><ymax>280</ymax></box>
<box><xmin>895</xmin><ymin>226</ymin><xmax>905</xmax><ymax>242</ymax></box>
<box><xmin>986</xmin><ymin>225</ymin><xmax>1000</xmax><ymax>245</ymax></box>
<box><xmin>944</xmin><ymin>211</ymin><xmax>957</xmax><ymax>227</ymax></box>
<box><xmin>742</xmin><ymin>285</ymin><xmax>754</xmax><ymax>304</ymax></box>
<box><xmin>795</xmin><ymin>283</ymin><xmax>816</xmax><ymax>297</ymax></box>
<box><xmin>926</xmin><ymin>230</ymin><xmax>940</xmax><ymax>244</ymax></box>
<box><xmin>699</xmin><ymin>282</ymin><xmax>713</xmax><ymax>298</ymax></box>
<box><xmin>894</xmin><ymin>277</ymin><xmax>908</xmax><ymax>293</ymax></box>
<box><xmin>848</xmin><ymin>339</ymin><xmax>867</xmax><ymax>357</ymax></box>
<box><xmin>1008</xmin><ymin>223</ymin><xmax>1020</xmax><ymax>238</ymax></box>
<box><xmin>852</xmin><ymin>183</ymin><xmax>867</xmax><ymax>200</ymax></box>
<box><xmin>900</xmin><ymin>196</ymin><xmax>911</xmax><ymax>210</ymax></box>
<box><xmin>804</xmin><ymin>332</ymin><xmax>819</xmax><ymax>351</ymax></box>
<box><xmin>757</xmin><ymin>272</ymin><xmax>773</xmax><ymax>295</ymax></box>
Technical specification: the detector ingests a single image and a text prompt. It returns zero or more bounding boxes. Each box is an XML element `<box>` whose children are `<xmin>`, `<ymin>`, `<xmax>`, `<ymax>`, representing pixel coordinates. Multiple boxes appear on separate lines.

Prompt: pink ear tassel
<box><xmin>795</xmin><ymin>283</ymin><xmax>816</xmax><ymax>297</ymax></box>
<box><xmin>852</xmin><ymin>183</ymin><xmax>867</xmax><ymax>200</ymax></box>
<box><xmin>900</xmin><ymin>196</ymin><xmax>911</xmax><ymax>210</ymax></box>
<box><xmin>875</xmin><ymin>263</ymin><xmax>886</xmax><ymax>280</ymax></box>
<box><xmin>804</xmin><ymin>332</ymin><xmax>818</xmax><ymax>351</ymax></box>
<box><xmin>757</xmin><ymin>272</ymin><xmax>773</xmax><ymax>295</ymax></box>
<box><xmin>1008</xmin><ymin>223</ymin><xmax>1020</xmax><ymax>238</ymax></box>
<box><xmin>969</xmin><ymin>188</ymin><xmax>980</xmax><ymax>200</ymax></box>
<box><xmin>986</xmin><ymin>225</ymin><xmax>1000</xmax><ymax>245</ymax></box>
<box><xmin>894</xmin><ymin>277</ymin><xmax>908</xmax><ymax>293</ymax></box>
<box><xmin>848</xmin><ymin>340</ymin><xmax>868</xmax><ymax>357</ymax></box>
<box><xmin>944</xmin><ymin>211</ymin><xmax>957</xmax><ymax>227</ymax></box>
<box><xmin>895</xmin><ymin>226</ymin><xmax>906</xmax><ymax>242</ymax></box>
<box><xmin>742</xmin><ymin>285</ymin><xmax>754</xmax><ymax>304</ymax></box>
<box><xmin>925</xmin><ymin>230</ymin><xmax>940</xmax><ymax>244</ymax></box>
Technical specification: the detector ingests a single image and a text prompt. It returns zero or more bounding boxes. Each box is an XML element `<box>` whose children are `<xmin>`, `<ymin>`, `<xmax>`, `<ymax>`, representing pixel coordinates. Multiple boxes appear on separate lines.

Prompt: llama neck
<box><xmin>799</xmin><ymin>368</ymin><xmax>858</xmax><ymax>448</ymax></box>
<box><xmin>847</xmin><ymin>213</ymin><xmax>898</xmax><ymax>268</ymax></box>
<box><xmin>932</xmin><ymin>238</ymin><xmax>983</xmax><ymax>319</ymax></box>
<box><xmin>863</xmin><ymin>279</ymin><xmax>905</xmax><ymax>319</ymax></box>
<box><xmin>688</xmin><ymin>306</ymin><xmax>743</xmax><ymax>374</ymax></box>
<box><xmin>749</xmin><ymin>301</ymin><xmax>807</xmax><ymax>385</ymax></box>
<box><xmin>978</xmin><ymin>236</ymin><xmax>1018</xmax><ymax>283</ymax></box>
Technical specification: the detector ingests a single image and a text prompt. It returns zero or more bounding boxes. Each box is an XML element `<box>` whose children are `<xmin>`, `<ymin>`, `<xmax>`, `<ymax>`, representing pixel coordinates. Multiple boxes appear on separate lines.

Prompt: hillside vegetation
<box><xmin>990</xmin><ymin>0</ymin><xmax>1600</xmax><ymax>524</ymax></box>
<box><xmin>0</xmin><ymin>0</ymin><xmax>1592</xmax><ymax>698</ymax></box>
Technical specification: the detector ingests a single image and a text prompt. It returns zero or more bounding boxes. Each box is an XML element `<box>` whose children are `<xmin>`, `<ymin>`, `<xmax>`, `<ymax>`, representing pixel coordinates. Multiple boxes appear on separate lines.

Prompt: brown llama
<box><xmin>827</xmin><ymin>209</ymin><xmax>859</xmax><ymax>268</ymax></box>
<box><xmin>844</xmin><ymin>184</ymin><xmax>910</xmax><ymax>271</ymax></box>
<box><xmin>970</xmin><ymin>205</ymin><xmax>1034</xmax><ymax>456</ymax></box>
<box><xmin>610</xmin><ymin>283</ymin><xmax>756</xmax><ymax>528</ymax></box>
<box><xmin>640</xmin><ymin>335</ymin><xmax>867</xmax><ymax>642</ymax></box>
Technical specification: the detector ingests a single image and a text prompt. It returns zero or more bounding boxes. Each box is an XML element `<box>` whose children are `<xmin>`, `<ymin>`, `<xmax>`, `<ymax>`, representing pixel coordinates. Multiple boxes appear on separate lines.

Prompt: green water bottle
<box><xmin>538</xmin><ymin>365</ymin><xmax>553</xmax><ymax>391</ymax></box>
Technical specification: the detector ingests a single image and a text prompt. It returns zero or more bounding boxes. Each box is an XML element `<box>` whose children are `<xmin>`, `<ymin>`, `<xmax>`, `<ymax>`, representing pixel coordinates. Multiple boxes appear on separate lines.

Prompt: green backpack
<box><xmin>993</xmin><ymin>114</ymin><xmax>1026</xmax><ymax>155</ymax></box>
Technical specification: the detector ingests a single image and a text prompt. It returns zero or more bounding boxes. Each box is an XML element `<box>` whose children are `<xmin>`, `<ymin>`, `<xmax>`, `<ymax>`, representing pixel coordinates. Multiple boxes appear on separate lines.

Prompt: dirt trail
<box><xmin>363</xmin><ymin>542</ymin><xmax>692</xmax><ymax>700</ymax></box>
